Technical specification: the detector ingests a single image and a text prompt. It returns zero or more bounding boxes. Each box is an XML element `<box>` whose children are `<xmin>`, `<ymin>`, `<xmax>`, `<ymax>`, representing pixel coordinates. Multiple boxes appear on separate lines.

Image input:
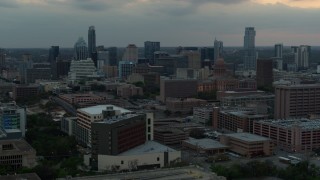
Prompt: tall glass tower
<box><xmin>243</xmin><ymin>27</ymin><xmax>257</xmax><ymax>70</ymax></box>
<box><xmin>74</xmin><ymin>37</ymin><xmax>88</xmax><ymax>60</ymax></box>
<box><xmin>88</xmin><ymin>26</ymin><xmax>96</xmax><ymax>58</ymax></box>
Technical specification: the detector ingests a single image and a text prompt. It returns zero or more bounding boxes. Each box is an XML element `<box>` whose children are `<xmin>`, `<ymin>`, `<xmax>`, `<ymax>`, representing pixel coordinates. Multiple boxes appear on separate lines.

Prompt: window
<box><xmin>121</xmin><ymin>160</ymin><xmax>124</xmax><ymax>164</ymax></box>
<box><xmin>157</xmin><ymin>157</ymin><xmax>159</xmax><ymax>161</ymax></box>
<box><xmin>148</xmin><ymin>118</ymin><xmax>151</xmax><ymax>124</ymax></box>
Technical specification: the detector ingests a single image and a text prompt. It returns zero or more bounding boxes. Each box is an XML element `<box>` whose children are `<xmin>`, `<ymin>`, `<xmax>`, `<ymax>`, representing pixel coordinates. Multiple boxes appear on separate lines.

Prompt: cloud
<box><xmin>0</xmin><ymin>0</ymin><xmax>19</xmax><ymax>8</ymax></box>
<box><xmin>254</xmin><ymin>0</ymin><xmax>320</xmax><ymax>8</ymax></box>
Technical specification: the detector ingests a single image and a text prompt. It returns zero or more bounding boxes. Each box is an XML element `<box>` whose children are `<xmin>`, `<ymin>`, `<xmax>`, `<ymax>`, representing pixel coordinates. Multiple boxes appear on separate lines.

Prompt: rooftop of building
<box><xmin>223</xmin><ymin>132</ymin><xmax>271</xmax><ymax>142</ymax></box>
<box><xmin>0</xmin><ymin>102</ymin><xmax>21</xmax><ymax>110</ymax></box>
<box><xmin>183</xmin><ymin>138</ymin><xmax>228</xmax><ymax>150</ymax></box>
<box><xmin>78</xmin><ymin>105</ymin><xmax>132</xmax><ymax>115</ymax></box>
<box><xmin>154</xmin><ymin>126</ymin><xmax>186</xmax><ymax>134</ymax></box>
<box><xmin>95</xmin><ymin>113</ymin><xmax>141</xmax><ymax>125</ymax></box>
<box><xmin>257</xmin><ymin>118</ymin><xmax>320</xmax><ymax>130</ymax></box>
<box><xmin>275</xmin><ymin>83</ymin><xmax>320</xmax><ymax>89</ymax></box>
<box><xmin>59</xmin><ymin>93</ymin><xmax>103</xmax><ymax>99</ymax></box>
<box><xmin>119</xmin><ymin>141</ymin><xmax>177</xmax><ymax>156</ymax></box>
<box><xmin>221</xmin><ymin>90</ymin><xmax>265</xmax><ymax>94</ymax></box>
<box><xmin>220</xmin><ymin>110</ymin><xmax>268</xmax><ymax>119</ymax></box>
<box><xmin>221</xmin><ymin>94</ymin><xmax>275</xmax><ymax>100</ymax></box>
<box><xmin>165</xmin><ymin>98</ymin><xmax>207</xmax><ymax>102</ymax></box>
<box><xmin>0</xmin><ymin>139</ymin><xmax>36</xmax><ymax>155</ymax></box>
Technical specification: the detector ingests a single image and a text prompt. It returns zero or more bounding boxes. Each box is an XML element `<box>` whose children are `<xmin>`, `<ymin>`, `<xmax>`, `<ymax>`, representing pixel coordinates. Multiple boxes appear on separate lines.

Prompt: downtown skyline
<box><xmin>0</xmin><ymin>0</ymin><xmax>319</xmax><ymax>48</ymax></box>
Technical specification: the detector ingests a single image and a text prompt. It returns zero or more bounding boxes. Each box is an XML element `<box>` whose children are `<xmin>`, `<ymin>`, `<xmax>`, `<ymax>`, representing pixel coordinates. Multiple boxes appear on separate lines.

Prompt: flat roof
<box><xmin>0</xmin><ymin>139</ymin><xmax>36</xmax><ymax>154</ymax></box>
<box><xmin>183</xmin><ymin>138</ymin><xmax>228</xmax><ymax>150</ymax></box>
<box><xmin>119</xmin><ymin>141</ymin><xmax>177</xmax><ymax>156</ymax></box>
<box><xmin>78</xmin><ymin>105</ymin><xmax>131</xmax><ymax>115</ymax></box>
<box><xmin>95</xmin><ymin>114</ymin><xmax>141</xmax><ymax>124</ymax></box>
<box><xmin>223</xmin><ymin>132</ymin><xmax>271</xmax><ymax>142</ymax></box>
<box><xmin>60</xmin><ymin>93</ymin><xmax>102</xmax><ymax>99</ymax></box>
<box><xmin>222</xmin><ymin>110</ymin><xmax>268</xmax><ymax>119</ymax></box>
<box><xmin>257</xmin><ymin>119</ymin><xmax>320</xmax><ymax>130</ymax></box>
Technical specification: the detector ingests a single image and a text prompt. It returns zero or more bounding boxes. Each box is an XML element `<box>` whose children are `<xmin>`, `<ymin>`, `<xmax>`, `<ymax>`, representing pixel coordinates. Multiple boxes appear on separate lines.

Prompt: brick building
<box><xmin>274</xmin><ymin>84</ymin><xmax>320</xmax><ymax>119</ymax></box>
<box><xmin>253</xmin><ymin>119</ymin><xmax>320</xmax><ymax>152</ymax></box>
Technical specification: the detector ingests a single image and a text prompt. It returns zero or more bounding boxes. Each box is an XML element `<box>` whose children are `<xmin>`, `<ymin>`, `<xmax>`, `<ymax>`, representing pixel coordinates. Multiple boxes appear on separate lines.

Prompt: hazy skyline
<box><xmin>0</xmin><ymin>0</ymin><xmax>319</xmax><ymax>48</ymax></box>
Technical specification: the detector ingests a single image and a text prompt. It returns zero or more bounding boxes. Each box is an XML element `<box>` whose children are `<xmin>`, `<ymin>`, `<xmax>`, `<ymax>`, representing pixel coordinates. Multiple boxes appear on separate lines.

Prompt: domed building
<box><xmin>213</xmin><ymin>58</ymin><xmax>227</xmax><ymax>77</ymax></box>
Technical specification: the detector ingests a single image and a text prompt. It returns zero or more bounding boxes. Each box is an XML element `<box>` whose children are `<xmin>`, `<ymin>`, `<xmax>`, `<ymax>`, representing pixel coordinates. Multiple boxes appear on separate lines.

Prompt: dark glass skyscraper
<box><xmin>144</xmin><ymin>41</ymin><xmax>160</xmax><ymax>65</ymax></box>
<box><xmin>88</xmin><ymin>26</ymin><xmax>96</xmax><ymax>58</ymax></box>
<box><xmin>107</xmin><ymin>47</ymin><xmax>118</xmax><ymax>66</ymax></box>
<box><xmin>48</xmin><ymin>46</ymin><xmax>59</xmax><ymax>63</ymax></box>
<box><xmin>49</xmin><ymin>46</ymin><xmax>59</xmax><ymax>79</ymax></box>
<box><xmin>243</xmin><ymin>27</ymin><xmax>257</xmax><ymax>70</ymax></box>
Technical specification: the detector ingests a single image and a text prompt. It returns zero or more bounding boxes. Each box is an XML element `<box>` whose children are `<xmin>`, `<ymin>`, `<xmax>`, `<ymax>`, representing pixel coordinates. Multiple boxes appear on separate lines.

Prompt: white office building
<box><xmin>68</xmin><ymin>58</ymin><xmax>98</xmax><ymax>84</ymax></box>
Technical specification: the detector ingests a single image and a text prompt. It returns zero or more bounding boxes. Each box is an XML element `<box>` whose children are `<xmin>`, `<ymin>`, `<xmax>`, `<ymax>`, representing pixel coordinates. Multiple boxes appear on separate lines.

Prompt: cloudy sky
<box><xmin>0</xmin><ymin>0</ymin><xmax>319</xmax><ymax>48</ymax></box>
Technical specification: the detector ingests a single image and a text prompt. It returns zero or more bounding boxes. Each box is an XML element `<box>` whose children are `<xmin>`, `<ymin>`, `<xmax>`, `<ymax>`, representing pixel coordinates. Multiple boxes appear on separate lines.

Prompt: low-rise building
<box><xmin>0</xmin><ymin>139</ymin><xmax>37</xmax><ymax>170</ymax></box>
<box><xmin>220</xmin><ymin>132</ymin><xmax>274</xmax><ymax>158</ymax></box>
<box><xmin>116</xmin><ymin>84</ymin><xmax>143</xmax><ymax>98</ymax></box>
<box><xmin>0</xmin><ymin>102</ymin><xmax>26</xmax><ymax>139</ymax></box>
<box><xmin>253</xmin><ymin>118</ymin><xmax>320</xmax><ymax>152</ymax></box>
<box><xmin>154</xmin><ymin>126</ymin><xmax>188</xmax><ymax>145</ymax></box>
<box><xmin>166</xmin><ymin>98</ymin><xmax>207</xmax><ymax>113</ymax></box>
<box><xmin>182</xmin><ymin>138</ymin><xmax>228</xmax><ymax>155</ymax></box>
<box><xmin>193</xmin><ymin>106</ymin><xmax>213</xmax><ymax>125</ymax></box>
<box><xmin>59</xmin><ymin>94</ymin><xmax>106</xmax><ymax>107</ymax></box>
<box><xmin>12</xmin><ymin>85</ymin><xmax>39</xmax><ymax>100</ymax></box>
<box><xmin>89</xmin><ymin>141</ymin><xmax>181</xmax><ymax>171</ymax></box>
<box><xmin>213</xmin><ymin>107</ymin><xmax>268</xmax><ymax>133</ymax></box>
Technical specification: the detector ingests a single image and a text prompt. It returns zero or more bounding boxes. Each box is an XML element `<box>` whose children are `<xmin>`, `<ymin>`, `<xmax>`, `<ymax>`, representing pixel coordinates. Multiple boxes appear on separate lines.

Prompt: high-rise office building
<box><xmin>74</xmin><ymin>37</ymin><xmax>88</xmax><ymax>60</ymax></box>
<box><xmin>48</xmin><ymin>46</ymin><xmax>59</xmax><ymax>63</ymax></box>
<box><xmin>243</xmin><ymin>27</ymin><xmax>257</xmax><ymax>70</ymax></box>
<box><xmin>200</xmin><ymin>47</ymin><xmax>214</xmax><ymax>62</ymax></box>
<box><xmin>144</xmin><ymin>41</ymin><xmax>160</xmax><ymax>65</ymax></box>
<box><xmin>49</xmin><ymin>46</ymin><xmax>59</xmax><ymax>79</ymax></box>
<box><xmin>0</xmin><ymin>49</ymin><xmax>6</xmax><ymax>67</ymax></box>
<box><xmin>122</xmin><ymin>44</ymin><xmax>138</xmax><ymax>63</ymax></box>
<box><xmin>256</xmin><ymin>59</ymin><xmax>273</xmax><ymax>88</ymax></box>
<box><xmin>182</xmin><ymin>51</ymin><xmax>201</xmax><ymax>70</ymax></box>
<box><xmin>107</xmin><ymin>47</ymin><xmax>118</xmax><ymax>66</ymax></box>
<box><xmin>274</xmin><ymin>44</ymin><xmax>283</xmax><ymax>58</ymax></box>
<box><xmin>298</xmin><ymin>45</ymin><xmax>311</xmax><ymax>69</ymax></box>
<box><xmin>214</xmin><ymin>39</ymin><xmax>223</xmax><ymax>61</ymax></box>
<box><xmin>118</xmin><ymin>61</ymin><xmax>136</xmax><ymax>78</ymax></box>
<box><xmin>88</xmin><ymin>26</ymin><xmax>96</xmax><ymax>58</ymax></box>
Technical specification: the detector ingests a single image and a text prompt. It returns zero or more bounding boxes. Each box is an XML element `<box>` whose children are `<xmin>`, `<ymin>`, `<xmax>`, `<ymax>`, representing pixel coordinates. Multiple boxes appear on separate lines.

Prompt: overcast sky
<box><xmin>0</xmin><ymin>0</ymin><xmax>319</xmax><ymax>48</ymax></box>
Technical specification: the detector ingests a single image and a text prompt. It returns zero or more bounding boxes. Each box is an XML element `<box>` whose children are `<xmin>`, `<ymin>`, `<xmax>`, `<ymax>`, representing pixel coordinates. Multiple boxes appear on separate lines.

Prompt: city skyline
<box><xmin>0</xmin><ymin>0</ymin><xmax>319</xmax><ymax>48</ymax></box>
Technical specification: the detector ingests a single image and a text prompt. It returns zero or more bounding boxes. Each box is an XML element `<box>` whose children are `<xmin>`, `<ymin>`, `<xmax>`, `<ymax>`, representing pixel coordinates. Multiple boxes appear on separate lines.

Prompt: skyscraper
<box><xmin>107</xmin><ymin>47</ymin><xmax>118</xmax><ymax>66</ymax></box>
<box><xmin>48</xmin><ymin>46</ymin><xmax>59</xmax><ymax>79</ymax></box>
<box><xmin>0</xmin><ymin>49</ymin><xmax>5</xmax><ymax>67</ymax></box>
<box><xmin>214</xmin><ymin>39</ymin><xmax>223</xmax><ymax>61</ymax></box>
<box><xmin>122</xmin><ymin>44</ymin><xmax>138</xmax><ymax>63</ymax></box>
<box><xmin>243</xmin><ymin>27</ymin><xmax>257</xmax><ymax>70</ymax></box>
<box><xmin>144</xmin><ymin>41</ymin><xmax>160</xmax><ymax>65</ymax></box>
<box><xmin>88</xmin><ymin>26</ymin><xmax>96</xmax><ymax>58</ymax></box>
<box><xmin>274</xmin><ymin>44</ymin><xmax>283</xmax><ymax>58</ymax></box>
<box><xmin>298</xmin><ymin>45</ymin><xmax>311</xmax><ymax>69</ymax></box>
<box><xmin>74</xmin><ymin>37</ymin><xmax>88</xmax><ymax>60</ymax></box>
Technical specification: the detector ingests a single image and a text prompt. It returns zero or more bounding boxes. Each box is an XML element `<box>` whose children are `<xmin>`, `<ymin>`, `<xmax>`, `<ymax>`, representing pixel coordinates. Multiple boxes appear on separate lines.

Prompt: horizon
<box><xmin>0</xmin><ymin>0</ymin><xmax>320</xmax><ymax>47</ymax></box>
